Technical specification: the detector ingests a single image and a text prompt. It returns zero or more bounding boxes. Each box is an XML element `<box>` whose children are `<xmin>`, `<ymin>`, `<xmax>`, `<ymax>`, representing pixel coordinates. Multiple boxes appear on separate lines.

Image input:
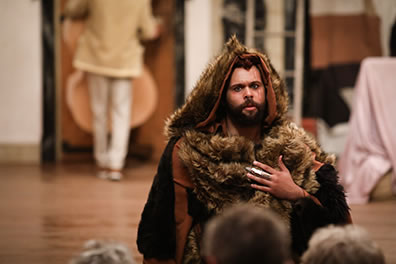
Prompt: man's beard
<box><xmin>226</xmin><ymin>98</ymin><xmax>266</xmax><ymax>127</ymax></box>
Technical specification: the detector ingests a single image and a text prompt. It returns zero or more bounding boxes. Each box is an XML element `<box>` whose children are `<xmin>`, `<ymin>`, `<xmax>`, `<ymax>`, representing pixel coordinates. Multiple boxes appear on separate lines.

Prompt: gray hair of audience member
<box><xmin>69</xmin><ymin>239</ymin><xmax>136</xmax><ymax>264</ymax></box>
<box><xmin>201</xmin><ymin>203</ymin><xmax>291</xmax><ymax>264</ymax></box>
<box><xmin>301</xmin><ymin>224</ymin><xmax>385</xmax><ymax>264</ymax></box>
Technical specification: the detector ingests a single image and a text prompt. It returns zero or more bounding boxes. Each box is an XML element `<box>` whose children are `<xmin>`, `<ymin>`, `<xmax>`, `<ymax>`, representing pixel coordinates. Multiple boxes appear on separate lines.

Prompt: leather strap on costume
<box><xmin>302</xmin><ymin>189</ymin><xmax>323</xmax><ymax>207</ymax></box>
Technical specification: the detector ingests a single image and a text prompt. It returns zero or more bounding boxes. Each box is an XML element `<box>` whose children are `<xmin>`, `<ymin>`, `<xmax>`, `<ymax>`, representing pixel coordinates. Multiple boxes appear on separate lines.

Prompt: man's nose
<box><xmin>244</xmin><ymin>87</ymin><xmax>253</xmax><ymax>98</ymax></box>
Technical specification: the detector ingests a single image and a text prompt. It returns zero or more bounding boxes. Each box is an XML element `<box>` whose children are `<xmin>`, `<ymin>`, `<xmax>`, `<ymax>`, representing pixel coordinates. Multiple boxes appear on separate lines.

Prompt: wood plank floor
<box><xmin>0</xmin><ymin>161</ymin><xmax>395</xmax><ymax>264</ymax></box>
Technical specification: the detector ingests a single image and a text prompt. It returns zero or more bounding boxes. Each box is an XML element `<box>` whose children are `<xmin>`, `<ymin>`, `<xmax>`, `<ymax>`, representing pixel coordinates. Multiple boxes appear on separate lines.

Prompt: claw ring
<box><xmin>246</xmin><ymin>167</ymin><xmax>272</xmax><ymax>180</ymax></box>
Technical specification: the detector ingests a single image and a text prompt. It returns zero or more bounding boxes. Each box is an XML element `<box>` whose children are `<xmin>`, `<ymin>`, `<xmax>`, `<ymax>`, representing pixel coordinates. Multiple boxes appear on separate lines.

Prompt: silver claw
<box><xmin>245</xmin><ymin>167</ymin><xmax>272</xmax><ymax>180</ymax></box>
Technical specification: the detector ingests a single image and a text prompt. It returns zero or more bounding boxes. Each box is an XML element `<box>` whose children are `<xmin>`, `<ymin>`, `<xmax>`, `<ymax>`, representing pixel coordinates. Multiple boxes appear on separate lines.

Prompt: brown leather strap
<box><xmin>302</xmin><ymin>189</ymin><xmax>323</xmax><ymax>207</ymax></box>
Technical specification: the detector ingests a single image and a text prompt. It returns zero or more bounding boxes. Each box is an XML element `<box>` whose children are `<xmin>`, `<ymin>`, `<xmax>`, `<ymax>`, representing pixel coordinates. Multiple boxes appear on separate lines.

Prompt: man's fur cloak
<box><xmin>137</xmin><ymin>36</ymin><xmax>350</xmax><ymax>262</ymax></box>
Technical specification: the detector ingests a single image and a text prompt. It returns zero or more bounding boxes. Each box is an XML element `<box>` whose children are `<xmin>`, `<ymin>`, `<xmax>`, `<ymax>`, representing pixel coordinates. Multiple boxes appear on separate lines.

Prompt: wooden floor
<box><xmin>0</xmin><ymin>160</ymin><xmax>395</xmax><ymax>264</ymax></box>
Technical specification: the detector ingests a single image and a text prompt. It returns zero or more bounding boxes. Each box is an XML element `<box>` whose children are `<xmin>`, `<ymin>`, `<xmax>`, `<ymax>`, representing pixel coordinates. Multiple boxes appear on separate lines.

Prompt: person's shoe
<box><xmin>108</xmin><ymin>170</ymin><xmax>123</xmax><ymax>181</ymax></box>
<box><xmin>97</xmin><ymin>168</ymin><xmax>109</xmax><ymax>179</ymax></box>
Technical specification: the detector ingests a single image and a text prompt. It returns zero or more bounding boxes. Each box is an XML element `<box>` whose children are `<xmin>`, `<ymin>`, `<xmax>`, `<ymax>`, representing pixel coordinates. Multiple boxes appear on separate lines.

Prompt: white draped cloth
<box><xmin>338</xmin><ymin>57</ymin><xmax>396</xmax><ymax>204</ymax></box>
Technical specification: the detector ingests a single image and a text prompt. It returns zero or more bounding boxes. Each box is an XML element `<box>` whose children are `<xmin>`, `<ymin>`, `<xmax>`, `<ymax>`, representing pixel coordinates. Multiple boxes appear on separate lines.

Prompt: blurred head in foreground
<box><xmin>301</xmin><ymin>224</ymin><xmax>385</xmax><ymax>264</ymax></box>
<box><xmin>202</xmin><ymin>203</ymin><xmax>292</xmax><ymax>264</ymax></box>
<box><xmin>69</xmin><ymin>240</ymin><xmax>136</xmax><ymax>264</ymax></box>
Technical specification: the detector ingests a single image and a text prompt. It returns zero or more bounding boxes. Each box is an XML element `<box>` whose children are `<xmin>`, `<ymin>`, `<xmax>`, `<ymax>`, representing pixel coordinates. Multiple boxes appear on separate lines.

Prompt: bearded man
<box><xmin>137</xmin><ymin>36</ymin><xmax>351</xmax><ymax>264</ymax></box>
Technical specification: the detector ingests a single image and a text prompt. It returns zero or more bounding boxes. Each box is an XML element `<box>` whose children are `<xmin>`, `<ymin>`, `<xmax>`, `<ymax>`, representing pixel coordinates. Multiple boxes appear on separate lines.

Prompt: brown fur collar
<box><xmin>177</xmin><ymin>122</ymin><xmax>328</xmax><ymax>225</ymax></box>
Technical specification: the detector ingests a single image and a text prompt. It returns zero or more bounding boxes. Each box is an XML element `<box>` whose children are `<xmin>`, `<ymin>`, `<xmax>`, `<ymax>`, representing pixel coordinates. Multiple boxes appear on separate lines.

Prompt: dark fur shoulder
<box><xmin>290</xmin><ymin>164</ymin><xmax>350</xmax><ymax>256</ymax></box>
<box><xmin>314</xmin><ymin>164</ymin><xmax>350</xmax><ymax>223</ymax></box>
<box><xmin>137</xmin><ymin>137</ymin><xmax>179</xmax><ymax>259</ymax></box>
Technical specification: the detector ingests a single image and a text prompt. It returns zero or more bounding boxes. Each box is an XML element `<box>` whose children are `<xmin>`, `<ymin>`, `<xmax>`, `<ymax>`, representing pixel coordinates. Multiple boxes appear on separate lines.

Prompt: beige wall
<box><xmin>0</xmin><ymin>0</ymin><xmax>42</xmax><ymax>163</ymax></box>
<box><xmin>185</xmin><ymin>0</ymin><xmax>214</xmax><ymax>97</ymax></box>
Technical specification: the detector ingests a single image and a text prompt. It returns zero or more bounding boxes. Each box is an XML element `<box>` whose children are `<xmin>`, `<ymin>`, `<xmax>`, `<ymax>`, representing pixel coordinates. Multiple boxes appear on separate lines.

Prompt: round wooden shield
<box><xmin>63</xmin><ymin>19</ymin><xmax>158</xmax><ymax>133</ymax></box>
<box><xmin>65</xmin><ymin>68</ymin><xmax>158</xmax><ymax>133</ymax></box>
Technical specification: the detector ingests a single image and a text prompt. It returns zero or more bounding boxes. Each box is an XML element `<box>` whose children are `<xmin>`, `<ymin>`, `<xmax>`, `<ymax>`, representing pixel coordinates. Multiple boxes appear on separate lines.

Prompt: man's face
<box><xmin>225</xmin><ymin>66</ymin><xmax>266</xmax><ymax>126</ymax></box>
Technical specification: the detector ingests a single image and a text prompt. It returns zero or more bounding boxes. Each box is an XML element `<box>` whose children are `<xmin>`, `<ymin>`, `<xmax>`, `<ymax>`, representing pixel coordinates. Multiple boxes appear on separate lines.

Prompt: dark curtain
<box><xmin>41</xmin><ymin>0</ymin><xmax>56</xmax><ymax>162</ymax></box>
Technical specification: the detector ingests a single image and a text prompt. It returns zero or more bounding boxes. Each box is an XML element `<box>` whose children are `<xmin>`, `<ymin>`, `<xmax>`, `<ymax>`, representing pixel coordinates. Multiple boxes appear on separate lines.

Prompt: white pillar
<box><xmin>185</xmin><ymin>0</ymin><xmax>213</xmax><ymax>97</ymax></box>
<box><xmin>0</xmin><ymin>0</ymin><xmax>42</xmax><ymax>163</ymax></box>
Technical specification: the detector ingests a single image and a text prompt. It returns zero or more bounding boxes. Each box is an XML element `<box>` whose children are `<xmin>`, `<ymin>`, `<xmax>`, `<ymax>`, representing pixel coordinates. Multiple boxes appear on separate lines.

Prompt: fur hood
<box><xmin>165</xmin><ymin>35</ymin><xmax>288</xmax><ymax>139</ymax></box>
<box><xmin>165</xmin><ymin>36</ymin><xmax>334</xmax><ymax>165</ymax></box>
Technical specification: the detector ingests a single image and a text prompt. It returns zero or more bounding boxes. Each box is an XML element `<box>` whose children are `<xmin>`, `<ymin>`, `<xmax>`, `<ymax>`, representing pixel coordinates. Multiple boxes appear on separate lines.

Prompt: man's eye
<box><xmin>233</xmin><ymin>86</ymin><xmax>242</xmax><ymax>92</ymax></box>
<box><xmin>251</xmin><ymin>83</ymin><xmax>259</xmax><ymax>89</ymax></box>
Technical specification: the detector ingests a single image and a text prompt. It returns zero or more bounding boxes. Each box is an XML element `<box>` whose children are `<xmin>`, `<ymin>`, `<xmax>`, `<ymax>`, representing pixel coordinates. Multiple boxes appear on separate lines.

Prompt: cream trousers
<box><xmin>87</xmin><ymin>73</ymin><xmax>132</xmax><ymax>170</ymax></box>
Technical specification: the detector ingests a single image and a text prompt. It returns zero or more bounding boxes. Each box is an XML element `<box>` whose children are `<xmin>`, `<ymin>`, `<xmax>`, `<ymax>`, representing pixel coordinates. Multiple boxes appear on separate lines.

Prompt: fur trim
<box><xmin>177</xmin><ymin>122</ymin><xmax>321</xmax><ymax>226</ymax></box>
<box><xmin>165</xmin><ymin>35</ymin><xmax>289</xmax><ymax>140</ymax></box>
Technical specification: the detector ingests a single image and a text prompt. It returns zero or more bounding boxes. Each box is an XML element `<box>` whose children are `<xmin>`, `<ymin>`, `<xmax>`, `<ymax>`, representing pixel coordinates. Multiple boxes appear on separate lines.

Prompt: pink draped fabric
<box><xmin>338</xmin><ymin>57</ymin><xmax>396</xmax><ymax>204</ymax></box>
